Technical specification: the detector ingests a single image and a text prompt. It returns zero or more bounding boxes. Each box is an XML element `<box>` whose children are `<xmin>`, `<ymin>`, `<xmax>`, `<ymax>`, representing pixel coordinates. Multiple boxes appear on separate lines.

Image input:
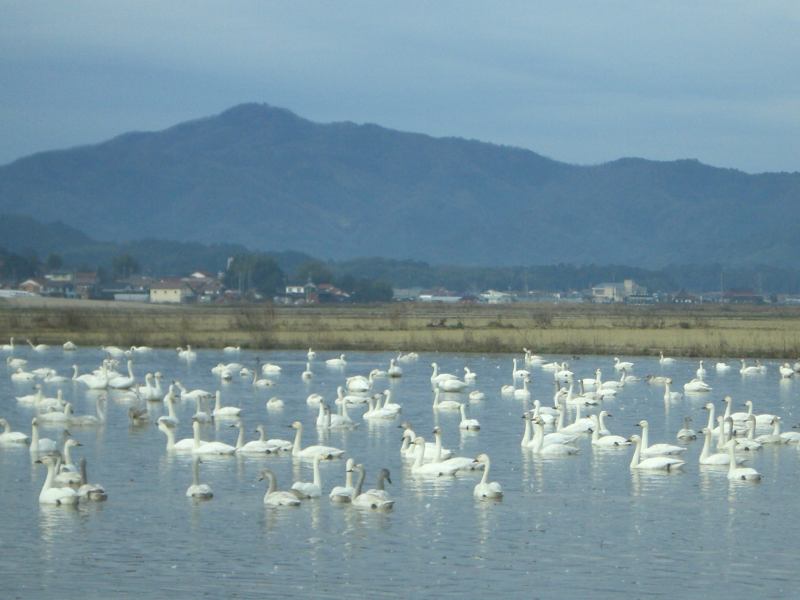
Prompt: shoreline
<box><xmin>2</xmin><ymin>297</ymin><xmax>800</xmax><ymax>358</ymax></box>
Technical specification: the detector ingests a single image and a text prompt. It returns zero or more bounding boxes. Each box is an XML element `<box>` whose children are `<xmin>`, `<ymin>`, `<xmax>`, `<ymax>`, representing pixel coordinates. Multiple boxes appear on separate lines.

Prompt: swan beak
<box><xmin>75</xmin><ymin>442</ymin><xmax>82</xmax><ymax>446</ymax></box>
<box><xmin>386</xmin><ymin>476</ymin><xmax>392</xmax><ymax>484</ymax></box>
<box><xmin>606</xmin><ymin>414</ymin><xmax>613</xmax><ymax>418</ymax></box>
<box><xmin>35</xmin><ymin>459</ymin><xmax>43</xmax><ymax>464</ymax></box>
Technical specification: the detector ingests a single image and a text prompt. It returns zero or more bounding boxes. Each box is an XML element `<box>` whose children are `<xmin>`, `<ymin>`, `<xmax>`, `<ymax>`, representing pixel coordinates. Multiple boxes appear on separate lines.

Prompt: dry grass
<box><xmin>2</xmin><ymin>298</ymin><xmax>800</xmax><ymax>357</ymax></box>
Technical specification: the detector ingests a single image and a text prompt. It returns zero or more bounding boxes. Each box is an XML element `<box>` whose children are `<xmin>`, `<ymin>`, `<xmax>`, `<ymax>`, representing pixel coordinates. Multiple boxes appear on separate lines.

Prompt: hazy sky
<box><xmin>1</xmin><ymin>1</ymin><xmax>798</xmax><ymax>172</ymax></box>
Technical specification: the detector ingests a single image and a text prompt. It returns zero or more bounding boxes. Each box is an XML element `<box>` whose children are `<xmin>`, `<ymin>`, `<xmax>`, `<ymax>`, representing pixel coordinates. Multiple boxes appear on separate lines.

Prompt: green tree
<box><xmin>293</xmin><ymin>260</ymin><xmax>333</xmax><ymax>284</ymax></box>
<box><xmin>224</xmin><ymin>254</ymin><xmax>285</xmax><ymax>299</ymax></box>
<box><xmin>45</xmin><ymin>253</ymin><xmax>64</xmax><ymax>270</ymax></box>
<box><xmin>112</xmin><ymin>254</ymin><xmax>141</xmax><ymax>279</ymax></box>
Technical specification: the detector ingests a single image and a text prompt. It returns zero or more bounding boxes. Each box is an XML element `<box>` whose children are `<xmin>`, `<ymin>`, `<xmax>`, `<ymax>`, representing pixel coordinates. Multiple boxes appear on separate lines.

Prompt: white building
<box><xmin>591</xmin><ymin>279</ymin><xmax>645</xmax><ymax>303</ymax></box>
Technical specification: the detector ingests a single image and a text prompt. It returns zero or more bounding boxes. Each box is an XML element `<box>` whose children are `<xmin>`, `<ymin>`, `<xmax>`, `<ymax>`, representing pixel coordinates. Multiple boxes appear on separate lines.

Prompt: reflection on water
<box><xmin>2</xmin><ymin>347</ymin><xmax>800</xmax><ymax>596</ymax></box>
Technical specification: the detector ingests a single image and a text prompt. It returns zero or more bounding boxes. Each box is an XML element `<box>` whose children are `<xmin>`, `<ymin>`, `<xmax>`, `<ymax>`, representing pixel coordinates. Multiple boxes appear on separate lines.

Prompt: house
<box><xmin>149</xmin><ymin>279</ymin><xmax>194</xmax><ymax>304</ymax></box>
<box><xmin>723</xmin><ymin>289</ymin><xmax>764</xmax><ymax>304</ymax></box>
<box><xmin>317</xmin><ymin>283</ymin><xmax>351</xmax><ymax>303</ymax></box>
<box><xmin>591</xmin><ymin>279</ymin><xmax>646</xmax><ymax>303</ymax></box>
<box><xmin>18</xmin><ymin>278</ymin><xmax>45</xmax><ymax>295</ymax></box>
<box><xmin>480</xmin><ymin>290</ymin><xmax>514</xmax><ymax>304</ymax></box>
<box><xmin>74</xmin><ymin>271</ymin><xmax>98</xmax><ymax>299</ymax></box>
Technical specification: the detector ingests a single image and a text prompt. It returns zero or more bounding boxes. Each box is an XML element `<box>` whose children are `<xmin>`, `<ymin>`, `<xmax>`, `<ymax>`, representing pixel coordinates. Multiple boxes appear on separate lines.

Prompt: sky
<box><xmin>1</xmin><ymin>1</ymin><xmax>799</xmax><ymax>173</ymax></box>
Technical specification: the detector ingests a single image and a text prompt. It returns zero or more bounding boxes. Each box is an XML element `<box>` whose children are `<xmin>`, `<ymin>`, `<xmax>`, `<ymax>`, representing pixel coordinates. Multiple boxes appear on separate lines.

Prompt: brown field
<box><xmin>2</xmin><ymin>297</ymin><xmax>800</xmax><ymax>357</ymax></box>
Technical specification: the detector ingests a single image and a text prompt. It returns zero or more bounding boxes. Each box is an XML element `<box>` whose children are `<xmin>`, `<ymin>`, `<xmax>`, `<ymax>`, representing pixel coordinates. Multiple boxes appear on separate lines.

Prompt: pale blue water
<box><xmin>1</xmin><ymin>346</ymin><xmax>799</xmax><ymax>597</ymax></box>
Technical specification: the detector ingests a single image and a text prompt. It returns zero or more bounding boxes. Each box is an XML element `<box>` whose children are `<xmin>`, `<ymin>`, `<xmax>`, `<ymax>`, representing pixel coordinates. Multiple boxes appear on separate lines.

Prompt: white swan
<box><xmin>614</xmin><ymin>357</ymin><xmax>634</xmax><ymax>371</ymax></box>
<box><xmin>522</xmin><ymin>413</ymin><xmax>577</xmax><ymax>447</ymax></box>
<box><xmin>175</xmin><ymin>380</ymin><xmax>212</xmax><ymax>402</ymax></box>
<box><xmin>387</xmin><ymin>358</ymin><xmax>403</xmax><ymax>378</ymax></box>
<box><xmin>0</xmin><ymin>337</ymin><xmax>13</xmax><ymax>351</ymax></box>
<box><xmin>191</xmin><ymin>420</ymin><xmax>236</xmax><ymax>455</ymax></box>
<box><xmin>329</xmin><ymin>458</ymin><xmax>355</xmax><ymax>503</ymax></box>
<box><xmin>363</xmin><ymin>393</ymin><xmax>399</xmax><ymax>420</ymax></box>
<box><xmin>472</xmin><ymin>453</ymin><xmax>503</xmax><ymax>499</ymax></box>
<box><xmin>11</xmin><ymin>368</ymin><xmax>36</xmax><ymax>383</ymax></box>
<box><xmin>468</xmin><ymin>390</ymin><xmax>486</xmax><ymax>402</ymax></box>
<box><xmin>108</xmin><ymin>359</ymin><xmax>136</xmax><ymax>389</ymax></box>
<box><xmin>0</xmin><ymin>418</ymin><xmax>29</xmax><ymax>444</ymax></box>
<box><xmin>589</xmin><ymin>415</ymin><xmax>630</xmax><ymax>447</ymax></box>
<box><xmin>698</xmin><ymin>427</ymin><xmax>746</xmax><ymax>466</ymax></box>
<box><xmin>177</xmin><ymin>345</ymin><xmax>197</xmax><ymax>361</ymax></box>
<box><xmin>7</xmin><ymin>355</ymin><xmax>27</xmax><ymax>369</ymax></box>
<box><xmin>430</xmin><ymin>427</ymin><xmax>483</xmax><ymax>472</ymax></box>
<box><xmin>36</xmin><ymin>455</ymin><xmax>78</xmax><ymax>505</ymax></box>
<box><xmin>683</xmin><ymin>378</ymin><xmax>712</xmax><ymax>393</ymax></box>
<box><xmin>68</xmin><ymin>396</ymin><xmax>106</xmax><ymax>426</ymax></box>
<box><xmin>352</xmin><ymin>465</ymin><xmax>394</xmax><ymax>510</ymax></box>
<box><xmin>664</xmin><ymin>379</ymin><xmax>683</xmax><ymax>401</ymax></box>
<box><xmin>458</xmin><ymin>403</ymin><xmax>480</xmax><ymax>430</ymax></box>
<box><xmin>397</xmin><ymin>351</ymin><xmax>419</xmax><ymax>363</ymax></box>
<box><xmin>638</xmin><ymin>420</ymin><xmax>686</xmax><ymax>456</ymax></box>
<box><xmin>301</xmin><ymin>362</ymin><xmax>314</xmax><ymax>381</ymax></box>
<box><xmin>29</xmin><ymin>418</ymin><xmax>58</xmax><ymax>454</ymax></box>
<box><xmin>726</xmin><ymin>440</ymin><xmax>761</xmax><ymax>481</ymax></box>
<box><xmin>325</xmin><ymin>354</ymin><xmax>347</xmax><ymax>368</ymax></box>
<box><xmin>739</xmin><ymin>359</ymin><xmax>761</xmax><ymax>375</ymax></box>
<box><xmin>399</xmin><ymin>424</ymin><xmax>452</xmax><ymax>461</ymax></box>
<box><xmin>734</xmin><ymin>416</ymin><xmax>763</xmax><ymax>452</ymax></box>
<box><xmin>158</xmin><ymin>418</ymin><xmax>202</xmax><ymax>452</ymax></box>
<box><xmin>291</xmin><ymin>453</ymin><xmax>325</xmax><ymax>498</ymax></box>
<box><xmin>212</xmin><ymin>390</ymin><xmax>241</xmax><ymax>418</ymax></box>
<box><xmin>266</xmin><ymin>396</ymin><xmax>285</xmax><ymax>410</ymax></box>
<box><xmin>410</xmin><ymin>437</ymin><xmax>460</xmax><ymax>476</ymax></box>
<box><xmin>252</xmin><ymin>368</ymin><xmax>274</xmax><ymax>388</ymax></box>
<box><xmin>779</xmin><ymin>363</ymin><xmax>794</xmax><ymax>378</ymax></box>
<box><xmin>290</xmin><ymin>421</ymin><xmax>344</xmax><ymax>459</ymax></box>
<box><xmin>463</xmin><ymin>366</ymin><xmax>477</xmax><ymax>382</ymax></box>
<box><xmin>530</xmin><ymin>417</ymin><xmax>579</xmax><ymax>456</ymax></box>
<box><xmin>755</xmin><ymin>418</ymin><xmax>787</xmax><ymax>445</ymax></box>
<box><xmin>513</xmin><ymin>377</ymin><xmax>532</xmax><ymax>401</ymax></box>
<box><xmin>77</xmin><ymin>457</ymin><xmax>107</xmax><ymax>501</ymax></box>
<box><xmin>306</xmin><ymin>347</ymin><xmax>316</xmax><ymax>360</ymax></box>
<box><xmin>186</xmin><ymin>457</ymin><xmax>213</xmax><ymax>499</ymax></box>
<box><xmin>259</xmin><ymin>469</ymin><xmax>301</xmax><ymax>506</ymax></box>
<box><xmin>676</xmin><ymin>417</ymin><xmax>697</xmax><ymax>441</ymax></box>
<box><xmin>696</xmin><ymin>360</ymin><xmax>707</xmax><ymax>380</ymax></box>
<box><xmin>54</xmin><ymin>438</ymin><xmax>83</xmax><ymax>487</ymax></box>
<box><xmin>715</xmin><ymin>361</ymin><xmax>731</xmax><ymax>371</ymax></box>
<box><xmin>432</xmin><ymin>388</ymin><xmax>462</xmax><ymax>411</ymax></box>
<box><xmin>659</xmin><ymin>351</ymin><xmax>675</xmax><ymax>365</ymax></box>
<box><xmin>27</xmin><ymin>339</ymin><xmax>50</xmax><ymax>352</ymax></box>
<box><xmin>628</xmin><ymin>435</ymin><xmax>684</xmax><ymax>471</ymax></box>
<box><xmin>223</xmin><ymin>345</ymin><xmax>240</xmax><ymax>353</ymax></box>
<box><xmin>192</xmin><ymin>396</ymin><xmax>213</xmax><ymax>424</ymax></box>
<box><xmin>512</xmin><ymin>358</ymin><xmax>530</xmax><ymax>380</ymax></box>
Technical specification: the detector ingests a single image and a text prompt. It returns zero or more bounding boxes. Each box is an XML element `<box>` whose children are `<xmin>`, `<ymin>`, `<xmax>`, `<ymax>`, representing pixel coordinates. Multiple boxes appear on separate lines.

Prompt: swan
<box><xmin>38</xmin><ymin>403</ymin><xmax>71</xmax><ymax>424</ymax></box>
<box><xmin>250</xmin><ymin>369</ymin><xmax>273</xmax><ymax>388</ymax></box>
<box><xmin>329</xmin><ymin>458</ymin><xmax>355</xmax><ymax>503</ymax></box>
<box><xmin>43</xmin><ymin>369</ymin><xmax>68</xmax><ymax>384</ymax></box>
<box><xmin>290</xmin><ymin>421</ymin><xmax>344</xmax><ymax>459</ymax></box>
<box><xmin>530</xmin><ymin>417</ymin><xmax>579</xmax><ymax>456</ymax></box>
<box><xmin>399</xmin><ymin>424</ymin><xmax>452</xmax><ymax>462</ymax></box>
<box><xmin>212</xmin><ymin>390</ymin><xmax>241</xmax><ymax>418</ymax></box>
<box><xmin>177</xmin><ymin>345</ymin><xmax>197</xmax><ymax>361</ymax></box>
<box><xmin>55</xmin><ymin>439</ymin><xmax>83</xmax><ymax>486</ymax></box>
<box><xmin>158</xmin><ymin>418</ymin><xmax>202</xmax><ymax>452</ymax></box>
<box><xmin>301</xmin><ymin>362</ymin><xmax>314</xmax><ymax>381</ymax></box>
<box><xmin>513</xmin><ymin>377</ymin><xmax>532</xmax><ymax>401</ymax></box>
<box><xmin>10</xmin><ymin>368</ymin><xmax>36</xmax><ymax>383</ymax></box>
<box><xmin>259</xmin><ymin>469</ymin><xmax>301</xmax><ymax>506</ymax></box>
<box><xmin>77</xmin><ymin>457</ymin><xmax>107</xmax><ymax>501</ymax></box>
<box><xmin>334</xmin><ymin>385</ymin><xmax>369</xmax><ymax>407</ymax></box>
<box><xmin>638</xmin><ymin>420</ymin><xmax>686</xmax><ymax>456</ymax></box>
<box><xmin>734</xmin><ymin>416</ymin><xmax>763</xmax><ymax>452</ymax></box>
<box><xmin>16</xmin><ymin>383</ymin><xmax>44</xmax><ymax>405</ymax></box>
<box><xmin>664</xmin><ymin>379</ymin><xmax>683</xmax><ymax>401</ymax></box>
<box><xmin>27</xmin><ymin>339</ymin><xmax>49</xmax><ymax>352</ymax></box>
<box><xmin>352</xmin><ymin>465</ymin><xmax>394</xmax><ymax>510</ymax></box>
<box><xmin>614</xmin><ymin>357</ymin><xmax>634</xmax><ymax>371</ymax></box>
<box><xmin>755</xmin><ymin>418</ymin><xmax>787</xmax><ymax>445</ymax></box>
<box><xmin>565</xmin><ymin>382</ymin><xmax>598</xmax><ymax>407</ymax></box>
<box><xmin>699</xmin><ymin>428</ymin><xmax>746</xmax><ymax>466</ymax></box>
<box><xmin>716</xmin><ymin>361</ymin><xmax>731</xmax><ymax>371</ymax></box>
<box><xmin>108</xmin><ymin>359</ymin><xmax>136</xmax><ymax>389</ymax></box>
<box><xmin>468</xmin><ymin>390</ymin><xmax>486</xmax><ymax>402</ymax></box>
<box><xmin>291</xmin><ymin>453</ymin><xmax>325</xmax><ymax>498</ymax></box>
<box><xmin>776</xmin><ymin>418</ymin><xmax>800</xmax><ymax>443</ymax></box>
<box><xmin>432</xmin><ymin>388</ymin><xmax>462</xmax><ymax>411</ymax></box>
<box><xmin>521</xmin><ymin>413</ymin><xmax>577</xmax><ymax>447</ymax></box>
<box><xmin>696</xmin><ymin>360</ymin><xmax>707</xmax><ymax>380</ymax></box>
<box><xmin>683</xmin><ymin>378</ymin><xmax>711</xmax><ymax>393</ymax></box>
<box><xmin>523</xmin><ymin>349</ymin><xmax>544</xmax><ymax>366</ymax></box>
<box><xmin>157</xmin><ymin>385</ymin><xmax>180</xmax><ymax>427</ymax></box>
<box><xmin>555</xmin><ymin>399</ymin><xmax>593</xmax><ymax>434</ymax></box>
<box><xmin>36</xmin><ymin>455</ymin><xmax>79</xmax><ymax>505</ymax></box>
<box><xmin>346</xmin><ymin>372</ymin><xmax>374</xmax><ymax>393</ymax></box>
<box><xmin>306</xmin><ymin>393</ymin><xmax>324</xmax><ymax>407</ymax></box>
<box><xmin>7</xmin><ymin>356</ymin><xmax>27</xmax><ymax>369</ymax></box>
<box><xmin>130</xmin><ymin>345</ymin><xmax>152</xmax><ymax>353</ymax></box>
<box><xmin>266</xmin><ymin>396</ymin><xmax>285</xmax><ymax>410</ymax></box>
<box><xmin>68</xmin><ymin>396</ymin><xmax>107</xmax><ymax>426</ymax></box>
<box><xmin>599</xmin><ymin>369</ymin><xmax>625</xmax><ymax>391</ymax></box>
<box><xmin>779</xmin><ymin>363</ymin><xmax>794</xmax><ymax>378</ymax></box>
<box><xmin>387</xmin><ymin>358</ymin><xmax>403</xmax><ymax>378</ymax></box>
<box><xmin>29</xmin><ymin>418</ymin><xmax>59</xmax><ymax>454</ymax></box>
<box><xmin>186</xmin><ymin>457</ymin><xmax>213</xmax><ymax>499</ymax></box>
<box><xmin>437</xmin><ymin>377</ymin><xmax>469</xmax><ymax>393</ymax></box>
<box><xmin>0</xmin><ymin>337</ymin><xmax>14</xmax><ymax>351</ymax></box>
<box><xmin>472</xmin><ymin>454</ymin><xmax>503</xmax><ymax>499</ymax></box>
<box><xmin>381</xmin><ymin>390</ymin><xmax>402</xmax><ymax>413</ymax></box>
<box><xmin>500</xmin><ymin>383</ymin><xmax>516</xmax><ymax>396</ymax></box>
<box><xmin>410</xmin><ymin>437</ymin><xmax>460</xmax><ymax>476</ymax></box>
<box><xmin>102</xmin><ymin>345</ymin><xmax>125</xmax><ymax>357</ymax></box>
<box><xmin>458</xmin><ymin>403</ymin><xmax>480</xmax><ymax>430</ymax></box>
<box><xmin>739</xmin><ymin>359</ymin><xmax>761</xmax><ymax>375</ymax></box>
<box><xmin>737</xmin><ymin>400</ymin><xmax>777</xmax><ymax>428</ymax></box>
<box><xmin>646</xmin><ymin>375</ymin><xmax>670</xmax><ymax>385</ymax></box>
<box><xmin>128</xmin><ymin>405</ymin><xmax>150</xmax><ymax>426</ymax></box>
<box><xmin>628</xmin><ymin>435</ymin><xmax>684</xmax><ymax>471</ymax></box>
<box><xmin>306</xmin><ymin>347</ymin><xmax>316</xmax><ymax>360</ymax></box>
<box><xmin>223</xmin><ymin>345</ymin><xmax>241</xmax><ymax>353</ymax></box>
<box><xmin>676</xmin><ymin>417</ymin><xmax>697</xmax><ymax>441</ymax></box>
<box><xmin>191</xmin><ymin>420</ymin><xmax>236</xmax><ymax>455</ymax></box>
<box><xmin>589</xmin><ymin>415</ymin><xmax>630</xmax><ymax>447</ymax></box>
<box><xmin>463</xmin><ymin>367</ymin><xmax>477</xmax><ymax>382</ymax></box>
<box><xmin>0</xmin><ymin>418</ymin><xmax>29</xmax><ymax>444</ymax></box>
<box><xmin>136</xmin><ymin>372</ymin><xmax>164</xmax><ymax>402</ymax></box>
<box><xmin>430</xmin><ymin>362</ymin><xmax>458</xmax><ymax>386</ymax></box>
<box><xmin>192</xmin><ymin>396</ymin><xmax>213</xmax><ymax>424</ymax></box>
<box><xmin>363</xmin><ymin>393</ymin><xmax>399</xmax><ymax>420</ymax></box>
<box><xmin>75</xmin><ymin>364</ymin><xmax>109</xmax><ymax>389</ymax></box>
<box><xmin>175</xmin><ymin>381</ymin><xmax>213</xmax><ymax>402</ymax></box>
<box><xmin>429</xmin><ymin>427</ymin><xmax>483</xmax><ymax>472</ymax></box>
<box><xmin>659</xmin><ymin>351</ymin><xmax>675</xmax><ymax>365</ymax></box>
<box><xmin>726</xmin><ymin>440</ymin><xmax>761</xmax><ymax>481</ymax></box>
<box><xmin>397</xmin><ymin>351</ymin><xmax>419</xmax><ymax>363</ymax></box>
<box><xmin>325</xmin><ymin>354</ymin><xmax>347</xmax><ymax>368</ymax></box>
<box><xmin>231</xmin><ymin>421</ymin><xmax>272</xmax><ymax>453</ymax></box>
<box><xmin>512</xmin><ymin>358</ymin><xmax>530</xmax><ymax>380</ymax></box>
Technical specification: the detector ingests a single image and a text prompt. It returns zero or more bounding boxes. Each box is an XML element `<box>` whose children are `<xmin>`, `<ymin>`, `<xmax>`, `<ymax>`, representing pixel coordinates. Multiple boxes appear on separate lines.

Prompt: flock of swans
<box><xmin>3</xmin><ymin>336</ymin><xmax>800</xmax><ymax>514</ymax></box>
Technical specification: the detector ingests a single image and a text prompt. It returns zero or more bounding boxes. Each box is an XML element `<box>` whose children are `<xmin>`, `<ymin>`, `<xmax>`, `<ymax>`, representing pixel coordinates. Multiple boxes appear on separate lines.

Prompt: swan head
<box><xmin>290</xmin><ymin>421</ymin><xmax>302</xmax><ymax>430</ymax></box>
<box><xmin>702</xmin><ymin>403</ymin><xmax>713</xmax><ymax>411</ymax></box>
<box><xmin>600</xmin><ymin>411</ymin><xmax>611</xmax><ymax>418</ymax></box>
<box><xmin>345</xmin><ymin>458</ymin><xmax>355</xmax><ymax>470</ymax></box>
<box><xmin>473</xmin><ymin>453</ymin><xmax>490</xmax><ymax>466</ymax></box>
<box><xmin>723</xmin><ymin>395</ymin><xmax>732</xmax><ymax>404</ymax></box>
<box><xmin>745</xmin><ymin>400</ymin><xmax>753</xmax><ymax>407</ymax></box>
<box><xmin>378</xmin><ymin>468</ymin><xmax>392</xmax><ymax>485</ymax></box>
<box><xmin>65</xmin><ymin>438</ymin><xmax>81</xmax><ymax>449</ymax></box>
<box><xmin>431</xmin><ymin>426</ymin><xmax>442</xmax><ymax>435</ymax></box>
<box><xmin>412</xmin><ymin>436</ymin><xmax>426</xmax><ymax>446</ymax></box>
<box><xmin>257</xmin><ymin>469</ymin><xmax>274</xmax><ymax>482</ymax></box>
<box><xmin>627</xmin><ymin>434</ymin><xmax>641</xmax><ymax>444</ymax></box>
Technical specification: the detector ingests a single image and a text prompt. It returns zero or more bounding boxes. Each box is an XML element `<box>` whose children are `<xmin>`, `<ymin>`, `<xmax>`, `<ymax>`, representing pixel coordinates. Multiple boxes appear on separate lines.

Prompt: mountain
<box><xmin>0</xmin><ymin>103</ymin><xmax>798</xmax><ymax>267</ymax></box>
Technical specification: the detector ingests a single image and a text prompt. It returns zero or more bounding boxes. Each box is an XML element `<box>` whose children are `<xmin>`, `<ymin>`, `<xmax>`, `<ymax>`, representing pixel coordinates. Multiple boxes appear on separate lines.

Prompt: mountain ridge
<box><xmin>1</xmin><ymin>102</ymin><xmax>798</xmax><ymax>267</ymax></box>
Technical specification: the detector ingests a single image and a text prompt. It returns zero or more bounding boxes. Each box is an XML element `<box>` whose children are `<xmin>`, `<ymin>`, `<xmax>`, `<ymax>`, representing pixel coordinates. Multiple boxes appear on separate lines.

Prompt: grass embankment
<box><xmin>1</xmin><ymin>297</ymin><xmax>800</xmax><ymax>357</ymax></box>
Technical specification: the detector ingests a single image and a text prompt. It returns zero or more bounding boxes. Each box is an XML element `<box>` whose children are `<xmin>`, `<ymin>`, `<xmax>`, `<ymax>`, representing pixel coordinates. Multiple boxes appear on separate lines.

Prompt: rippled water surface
<box><xmin>2</xmin><ymin>346</ymin><xmax>800</xmax><ymax>597</ymax></box>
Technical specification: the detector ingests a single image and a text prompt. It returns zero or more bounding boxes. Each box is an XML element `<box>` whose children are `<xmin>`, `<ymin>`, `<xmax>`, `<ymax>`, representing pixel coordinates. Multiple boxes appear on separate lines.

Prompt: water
<box><xmin>2</xmin><ymin>347</ymin><xmax>799</xmax><ymax>597</ymax></box>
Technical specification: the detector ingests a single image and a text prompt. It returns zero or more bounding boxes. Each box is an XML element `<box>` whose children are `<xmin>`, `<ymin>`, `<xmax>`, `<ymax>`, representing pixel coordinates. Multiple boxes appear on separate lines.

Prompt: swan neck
<box><xmin>521</xmin><ymin>416</ymin><xmax>531</xmax><ymax>445</ymax></box>
<box><xmin>354</xmin><ymin>467</ymin><xmax>366</xmax><ymax>497</ymax></box>
<box><xmin>236</xmin><ymin>424</ymin><xmax>245</xmax><ymax>449</ymax></box>
<box><xmin>630</xmin><ymin>439</ymin><xmax>641</xmax><ymax>468</ymax></box>
<box><xmin>313</xmin><ymin>457</ymin><xmax>321</xmax><ymax>487</ymax></box>
<box><xmin>80</xmin><ymin>459</ymin><xmax>88</xmax><ymax>485</ymax></box>
<box><xmin>640</xmin><ymin>423</ymin><xmax>649</xmax><ymax>450</ymax></box>
<box><xmin>293</xmin><ymin>424</ymin><xmax>302</xmax><ymax>454</ymax></box>
<box><xmin>192</xmin><ymin>459</ymin><xmax>201</xmax><ymax>485</ymax></box>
